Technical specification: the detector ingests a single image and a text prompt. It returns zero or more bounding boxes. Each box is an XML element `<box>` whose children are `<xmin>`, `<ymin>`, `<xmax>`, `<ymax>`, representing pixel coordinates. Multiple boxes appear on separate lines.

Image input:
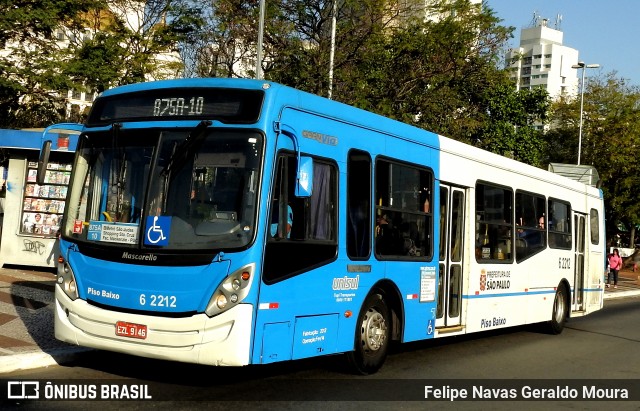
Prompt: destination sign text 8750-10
<box><xmin>153</xmin><ymin>97</ymin><xmax>204</xmax><ymax>116</ymax></box>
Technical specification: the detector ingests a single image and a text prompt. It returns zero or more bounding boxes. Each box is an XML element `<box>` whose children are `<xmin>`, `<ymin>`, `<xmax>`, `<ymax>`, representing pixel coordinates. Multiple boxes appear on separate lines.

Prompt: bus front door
<box><xmin>573</xmin><ymin>213</ymin><xmax>586</xmax><ymax>312</ymax></box>
<box><xmin>436</xmin><ymin>185</ymin><xmax>465</xmax><ymax>328</ymax></box>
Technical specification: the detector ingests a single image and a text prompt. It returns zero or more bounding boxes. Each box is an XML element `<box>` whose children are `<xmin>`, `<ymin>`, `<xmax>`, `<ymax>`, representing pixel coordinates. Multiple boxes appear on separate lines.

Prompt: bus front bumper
<box><xmin>54</xmin><ymin>286</ymin><xmax>254</xmax><ymax>366</ymax></box>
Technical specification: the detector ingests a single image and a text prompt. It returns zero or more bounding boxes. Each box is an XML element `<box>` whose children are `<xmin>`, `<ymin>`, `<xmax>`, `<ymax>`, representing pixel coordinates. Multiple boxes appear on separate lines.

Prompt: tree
<box><xmin>587</xmin><ymin>74</ymin><xmax>640</xmax><ymax>244</ymax></box>
<box><xmin>0</xmin><ymin>0</ymin><xmax>99</xmax><ymax>128</ymax></box>
<box><xmin>0</xmin><ymin>0</ymin><xmax>203</xmax><ymax>128</ymax></box>
<box><xmin>195</xmin><ymin>0</ymin><xmax>548</xmax><ymax>159</ymax></box>
<box><xmin>64</xmin><ymin>1</ymin><xmax>204</xmax><ymax>92</ymax></box>
<box><xmin>333</xmin><ymin>0</ymin><xmax>549</xmax><ymax>160</ymax></box>
<box><xmin>186</xmin><ymin>0</ymin><xmax>415</xmax><ymax>90</ymax></box>
<box><xmin>476</xmin><ymin>82</ymin><xmax>549</xmax><ymax>166</ymax></box>
<box><xmin>0</xmin><ymin>0</ymin><xmax>97</xmax><ymax>47</ymax></box>
<box><xmin>547</xmin><ymin>73</ymin><xmax>640</xmax><ymax>244</ymax></box>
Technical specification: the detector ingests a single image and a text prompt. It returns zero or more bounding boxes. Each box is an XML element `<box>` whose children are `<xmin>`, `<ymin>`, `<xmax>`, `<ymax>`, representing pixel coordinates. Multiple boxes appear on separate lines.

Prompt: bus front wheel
<box><xmin>547</xmin><ymin>285</ymin><xmax>568</xmax><ymax>334</ymax></box>
<box><xmin>346</xmin><ymin>292</ymin><xmax>391</xmax><ymax>375</ymax></box>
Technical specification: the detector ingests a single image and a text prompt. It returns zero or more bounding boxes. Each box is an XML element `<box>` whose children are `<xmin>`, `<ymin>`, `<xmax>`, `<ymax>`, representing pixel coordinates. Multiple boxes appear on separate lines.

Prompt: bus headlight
<box><xmin>216</xmin><ymin>294</ymin><xmax>228</xmax><ymax>309</ymax></box>
<box><xmin>57</xmin><ymin>256</ymin><xmax>79</xmax><ymax>301</ymax></box>
<box><xmin>205</xmin><ymin>263</ymin><xmax>255</xmax><ymax>317</ymax></box>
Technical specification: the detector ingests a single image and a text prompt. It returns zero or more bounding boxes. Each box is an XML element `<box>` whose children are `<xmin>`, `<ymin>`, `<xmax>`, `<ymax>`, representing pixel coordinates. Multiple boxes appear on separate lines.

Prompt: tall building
<box><xmin>506</xmin><ymin>15</ymin><xmax>579</xmax><ymax>100</ymax></box>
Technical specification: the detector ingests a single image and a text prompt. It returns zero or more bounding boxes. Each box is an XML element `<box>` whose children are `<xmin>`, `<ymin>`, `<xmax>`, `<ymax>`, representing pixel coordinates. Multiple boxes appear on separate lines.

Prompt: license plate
<box><xmin>115</xmin><ymin>321</ymin><xmax>147</xmax><ymax>339</ymax></box>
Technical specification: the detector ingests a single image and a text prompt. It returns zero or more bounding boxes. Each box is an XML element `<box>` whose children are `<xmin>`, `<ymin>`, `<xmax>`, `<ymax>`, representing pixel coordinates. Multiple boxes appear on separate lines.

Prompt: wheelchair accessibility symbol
<box><xmin>145</xmin><ymin>216</ymin><xmax>171</xmax><ymax>246</ymax></box>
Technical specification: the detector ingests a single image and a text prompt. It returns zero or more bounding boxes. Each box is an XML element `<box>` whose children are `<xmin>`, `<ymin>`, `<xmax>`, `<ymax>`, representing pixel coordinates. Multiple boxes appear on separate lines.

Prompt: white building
<box><xmin>507</xmin><ymin>16</ymin><xmax>579</xmax><ymax>100</ymax></box>
<box><xmin>395</xmin><ymin>0</ymin><xmax>482</xmax><ymax>23</ymax></box>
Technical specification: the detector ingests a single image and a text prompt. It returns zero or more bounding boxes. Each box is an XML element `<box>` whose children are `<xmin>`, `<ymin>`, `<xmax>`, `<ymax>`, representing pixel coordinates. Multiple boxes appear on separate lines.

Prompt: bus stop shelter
<box><xmin>0</xmin><ymin>129</ymin><xmax>78</xmax><ymax>268</ymax></box>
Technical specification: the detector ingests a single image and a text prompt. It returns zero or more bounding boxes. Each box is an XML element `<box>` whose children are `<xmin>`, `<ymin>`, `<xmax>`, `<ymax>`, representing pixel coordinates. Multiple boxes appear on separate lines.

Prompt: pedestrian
<box><xmin>607</xmin><ymin>248</ymin><xmax>623</xmax><ymax>289</ymax></box>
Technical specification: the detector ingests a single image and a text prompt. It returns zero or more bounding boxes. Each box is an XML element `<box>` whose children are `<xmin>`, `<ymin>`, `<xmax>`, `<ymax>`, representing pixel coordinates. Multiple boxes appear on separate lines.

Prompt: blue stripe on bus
<box><xmin>464</xmin><ymin>288</ymin><xmax>603</xmax><ymax>299</ymax></box>
<box><xmin>463</xmin><ymin>290</ymin><xmax>555</xmax><ymax>298</ymax></box>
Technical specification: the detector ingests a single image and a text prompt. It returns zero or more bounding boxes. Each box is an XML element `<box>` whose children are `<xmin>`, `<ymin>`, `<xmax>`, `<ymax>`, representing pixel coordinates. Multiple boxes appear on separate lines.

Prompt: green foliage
<box><xmin>0</xmin><ymin>0</ymin><xmax>98</xmax><ymax>47</ymax></box>
<box><xmin>548</xmin><ymin>73</ymin><xmax>640</xmax><ymax>239</ymax></box>
<box><xmin>587</xmin><ymin>75</ymin><xmax>640</xmax><ymax>236</ymax></box>
<box><xmin>64</xmin><ymin>32</ymin><xmax>124</xmax><ymax>93</ymax></box>
<box><xmin>178</xmin><ymin>0</ymin><xmax>551</xmax><ymax>168</ymax></box>
<box><xmin>0</xmin><ymin>0</ymin><xmax>99</xmax><ymax>127</ymax></box>
<box><xmin>0</xmin><ymin>0</ymin><xmax>202</xmax><ymax>128</ymax></box>
<box><xmin>476</xmin><ymin>82</ymin><xmax>549</xmax><ymax>166</ymax></box>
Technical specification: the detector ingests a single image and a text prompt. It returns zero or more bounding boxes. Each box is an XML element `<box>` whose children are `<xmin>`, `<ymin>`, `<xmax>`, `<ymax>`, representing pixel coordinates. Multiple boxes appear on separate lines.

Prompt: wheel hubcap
<box><xmin>554</xmin><ymin>292</ymin><xmax>565</xmax><ymax>323</ymax></box>
<box><xmin>360</xmin><ymin>308</ymin><xmax>387</xmax><ymax>352</ymax></box>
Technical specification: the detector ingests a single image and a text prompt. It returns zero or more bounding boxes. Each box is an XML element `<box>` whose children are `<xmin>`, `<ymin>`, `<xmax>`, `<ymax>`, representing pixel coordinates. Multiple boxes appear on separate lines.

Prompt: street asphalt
<box><xmin>0</xmin><ymin>265</ymin><xmax>638</xmax><ymax>375</ymax></box>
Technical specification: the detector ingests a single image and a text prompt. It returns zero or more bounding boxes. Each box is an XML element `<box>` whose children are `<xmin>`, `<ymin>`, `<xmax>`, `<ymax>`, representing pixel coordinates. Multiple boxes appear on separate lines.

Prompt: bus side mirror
<box><xmin>296</xmin><ymin>156</ymin><xmax>313</xmax><ymax>198</ymax></box>
<box><xmin>37</xmin><ymin>140</ymin><xmax>52</xmax><ymax>185</ymax></box>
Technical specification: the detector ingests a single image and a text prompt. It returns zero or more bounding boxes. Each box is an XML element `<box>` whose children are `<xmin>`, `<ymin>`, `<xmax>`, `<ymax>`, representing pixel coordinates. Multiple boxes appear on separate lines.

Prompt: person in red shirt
<box><xmin>607</xmin><ymin>248</ymin><xmax>623</xmax><ymax>289</ymax></box>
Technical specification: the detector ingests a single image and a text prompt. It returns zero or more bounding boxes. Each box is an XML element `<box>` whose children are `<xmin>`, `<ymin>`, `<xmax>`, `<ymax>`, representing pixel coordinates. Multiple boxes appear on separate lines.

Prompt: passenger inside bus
<box><xmin>376</xmin><ymin>213</ymin><xmax>407</xmax><ymax>255</ymax></box>
<box><xmin>375</xmin><ymin>213</ymin><xmax>394</xmax><ymax>254</ymax></box>
<box><xmin>270</xmin><ymin>201</ymin><xmax>293</xmax><ymax>238</ymax></box>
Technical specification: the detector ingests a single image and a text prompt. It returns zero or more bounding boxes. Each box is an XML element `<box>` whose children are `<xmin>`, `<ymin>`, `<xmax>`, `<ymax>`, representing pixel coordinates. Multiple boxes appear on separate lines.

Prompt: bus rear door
<box><xmin>436</xmin><ymin>184</ymin><xmax>466</xmax><ymax>329</ymax></box>
<box><xmin>572</xmin><ymin>213</ymin><xmax>586</xmax><ymax>312</ymax></box>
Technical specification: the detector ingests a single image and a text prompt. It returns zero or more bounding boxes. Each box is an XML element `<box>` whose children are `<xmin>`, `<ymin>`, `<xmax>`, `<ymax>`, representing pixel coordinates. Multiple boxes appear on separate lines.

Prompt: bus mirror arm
<box><xmin>274</xmin><ymin>121</ymin><xmax>313</xmax><ymax>198</ymax></box>
<box><xmin>37</xmin><ymin>140</ymin><xmax>51</xmax><ymax>185</ymax></box>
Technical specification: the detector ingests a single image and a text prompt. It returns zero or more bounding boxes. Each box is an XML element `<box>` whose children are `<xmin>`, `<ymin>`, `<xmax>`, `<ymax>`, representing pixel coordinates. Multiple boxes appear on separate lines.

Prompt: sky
<box><xmin>485</xmin><ymin>0</ymin><xmax>640</xmax><ymax>86</ymax></box>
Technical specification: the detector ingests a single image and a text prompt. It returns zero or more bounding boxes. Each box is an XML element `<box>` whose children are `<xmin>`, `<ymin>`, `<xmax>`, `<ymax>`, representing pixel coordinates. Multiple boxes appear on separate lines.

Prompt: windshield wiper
<box><xmin>161</xmin><ymin>120</ymin><xmax>212</xmax><ymax>178</ymax></box>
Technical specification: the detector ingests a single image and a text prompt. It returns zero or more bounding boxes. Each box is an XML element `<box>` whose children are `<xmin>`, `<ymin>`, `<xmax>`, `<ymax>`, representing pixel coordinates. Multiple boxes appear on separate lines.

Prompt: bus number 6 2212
<box><xmin>139</xmin><ymin>294</ymin><xmax>177</xmax><ymax>308</ymax></box>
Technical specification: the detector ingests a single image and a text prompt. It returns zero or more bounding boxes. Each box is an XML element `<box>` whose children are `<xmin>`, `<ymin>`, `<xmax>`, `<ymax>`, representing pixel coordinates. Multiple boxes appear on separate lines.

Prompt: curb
<box><xmin>603</xmin><ymin>289</ymin><xmax>640</xmax><ymax>300</ymax></box>
<box><xmin>0</xmin><ymin>347</ymin><xmax>92</xmax><ymax>375</ymax></box>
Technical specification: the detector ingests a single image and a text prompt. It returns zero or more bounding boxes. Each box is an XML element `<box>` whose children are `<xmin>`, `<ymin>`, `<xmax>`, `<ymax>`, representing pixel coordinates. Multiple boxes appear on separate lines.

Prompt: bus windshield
<box><xmin>63</xmin><ymin>127</ymin><xmax>263</xmax><ymax>251</ymax></box>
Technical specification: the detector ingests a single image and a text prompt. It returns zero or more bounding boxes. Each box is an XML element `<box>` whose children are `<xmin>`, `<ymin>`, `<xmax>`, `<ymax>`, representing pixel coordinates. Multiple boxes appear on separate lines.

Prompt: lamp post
<box><xmin>256</xmin><ymin>0</ymin><xmax>266</xmax><ymax>79</ymax></box>
<box><xmin>571</xmin><ymin>61</ymin><xmax>599</xmax><ymax>165</ymax></box>
<box><xmin>328</xmin><ymin>0</ymin><xmax>337</xmax><ymax>99</ymax></box>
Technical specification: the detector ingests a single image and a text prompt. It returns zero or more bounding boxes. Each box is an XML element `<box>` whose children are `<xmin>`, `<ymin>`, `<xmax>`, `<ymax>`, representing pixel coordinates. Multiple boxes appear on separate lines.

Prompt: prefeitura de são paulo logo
<box><xmin>480</xmin><ymin>269</ymin><xmax>487</xmax><ymax>291</ymax></box>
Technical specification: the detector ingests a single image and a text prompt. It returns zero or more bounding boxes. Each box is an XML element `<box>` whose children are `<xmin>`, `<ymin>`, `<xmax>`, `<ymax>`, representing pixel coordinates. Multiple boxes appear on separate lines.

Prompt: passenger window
<box><xmin>475</xmin><ymin>183</ymin><xmax>513</xmax><ymax>263</ymax></box>
<box><xmin>515</xmin><ymin>191</ymin><xmax>546</xmax><ymax>261</ymax></box>
<box><xmin>374</xmin><ymin>159</ymin><xmax>433</xmax><ymax>260</ymax></box>
<box><xmin>590</xmin><ymin>208</ymin><xmax>600</xmax><ymax>245</ymax></box>
<box><xmin>549</xmin><ymin>199</ymin><xmax>572</xmax><ymax>249</ymax></box>
<box><xmin>347</xmin><ymin>150</ymin><xmax>372</xmax><ymax>260</ymax></box>
<box><xmin>263</xmin><ymin>153</ymin><xmax>338</xmax><ymax>283</ymax></box>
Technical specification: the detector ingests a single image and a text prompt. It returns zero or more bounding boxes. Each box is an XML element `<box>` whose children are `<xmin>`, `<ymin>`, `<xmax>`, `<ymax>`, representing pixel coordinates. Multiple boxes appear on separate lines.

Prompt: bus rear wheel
<box><xmin>547</xmin><ymin>285</ymin><xmax>568</xmax><ymax>334</ymax></box>
<box><xmin>346</xmin><ymin>292</ymin><xmax>390</xmax><ymax>375</ymax></box>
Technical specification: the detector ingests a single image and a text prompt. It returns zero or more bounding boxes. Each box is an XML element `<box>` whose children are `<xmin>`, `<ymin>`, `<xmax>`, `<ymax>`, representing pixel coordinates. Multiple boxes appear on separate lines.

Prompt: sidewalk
<box><xmin>601</xmin><ymin>268</ymin><xmax>640</xmax><ymax>299</ymax></box>
<box><xmin>0</xmin><ymin>266</ymin><xmax>91</xmax><ymax>375</ymax></box>
<box><xmin>0</xmin><ymin>265</ymin><xmax>639</xmax><ymax>375</ymax></box>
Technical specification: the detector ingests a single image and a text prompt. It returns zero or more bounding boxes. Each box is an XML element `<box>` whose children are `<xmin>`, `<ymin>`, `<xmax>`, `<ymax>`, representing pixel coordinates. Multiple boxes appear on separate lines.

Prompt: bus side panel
<box><xmin>441</xmin><ymin>147</ymin><xmax>575</xmax><ymax>334</ymax></box>
<box><xmin>261</xmin><ymin>322</ymin><xmax>291</xmax><ymax>364</ymax></box>
<box><xmin>291</xmin><ymin>314</ymin><xmax>339</xmax><ymax>360</ymax></box>
<box><xmin>381</xmin><ymin>134</ymin><xmax>440</xmax><ymax>343</ymax></box>
<box><xmin>251</xmin><ymin>104</ymin><xmax>443</xmax><ymax>365</ymax></box>
<box><xmin>464</xmin><ymin>263</ymin><xmax>531</xmax><ymax>334</ymax></box>
<box><xmin>251</xmin><ymin>108</ymin><xmax>373</xmax><ymax>364</ymax></box>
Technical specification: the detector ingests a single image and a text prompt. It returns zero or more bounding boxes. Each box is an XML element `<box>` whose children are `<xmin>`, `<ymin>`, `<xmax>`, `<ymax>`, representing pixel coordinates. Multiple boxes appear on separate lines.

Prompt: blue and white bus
<box><xmin>45</xmin><ymin>78</ymin><xmax>604</xmax><ymax>374</ymax></box>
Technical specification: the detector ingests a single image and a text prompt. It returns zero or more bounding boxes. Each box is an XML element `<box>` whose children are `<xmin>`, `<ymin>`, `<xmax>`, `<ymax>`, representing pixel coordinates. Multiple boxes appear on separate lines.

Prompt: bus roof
<box><xmin>95</xmin><ymin>78</ymin><xmax>440</xmax><ymax>147</ymax></box>
<box><xmin>95</xmin><ymin>78</ymin><xmax>598</xmax><ymax>196</ymax></box>
<box><xmin>0</xmin><ymin>129</ymin><xmax>78</xmax><ymax>152</ymax></box>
